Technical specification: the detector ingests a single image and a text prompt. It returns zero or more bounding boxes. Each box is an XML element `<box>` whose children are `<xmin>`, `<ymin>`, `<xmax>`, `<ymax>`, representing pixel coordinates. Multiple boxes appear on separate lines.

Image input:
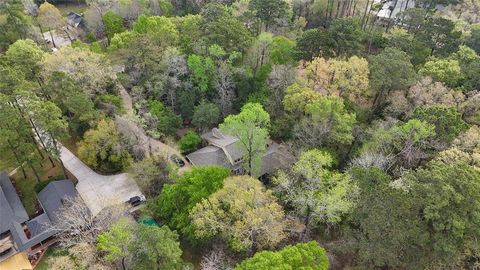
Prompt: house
<box><xmin>0</xmin><ymin>173</ymin><xmax>29</xmax><ymax>263</ymax></box>
<box><xmin>186</xmin><ymin>128</ymin><xmax>293</xmax><ymax>177</ymax></box>
<box><xmin>0</xmin><ymin>172</ymin><xmax>80</xmax><ymax>269</ymax></box>
<box><xmin>376</xmin><ymin>0</ymin><xmax>415</xmax><ymax>21</ymax></box>
<box><xmin>374</xmin><ymin>0</ymin><xmax>445</xmax><ymax>24</ymax></box>
<box><xmin>66</xmin><ymin>12</ymin><xmax>85</xmax><ymax>29</ymax></box>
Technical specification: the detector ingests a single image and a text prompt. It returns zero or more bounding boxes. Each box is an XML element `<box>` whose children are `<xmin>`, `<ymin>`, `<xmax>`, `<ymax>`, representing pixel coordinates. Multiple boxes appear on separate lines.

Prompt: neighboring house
<box><xmin>375</xmin><ymin>0</ymin><xmax>445</xmax><ymax>23</ymax></box>
<box><xmin>66</xmin><ymin>12</ymin><xmax>86</xmax><ymax>29</ymax></box>
<box><xmin>44</xmin><ymin>11</ymin><xmax>87</xmax><ymax>50</ymax></box>
<box><xmin>0</xmin><ymin>172</ymin><xmax>79</xmax><ymax>269</ymax></box>
<box><xmin>186</xmin><ymin>128</ymin><xmax>293</xmax><ymax>177</ymax></box>
<box><xmin>376</xmin><ymin>0</ymin><xmax>415</xmax><ymax>21</ymax></box>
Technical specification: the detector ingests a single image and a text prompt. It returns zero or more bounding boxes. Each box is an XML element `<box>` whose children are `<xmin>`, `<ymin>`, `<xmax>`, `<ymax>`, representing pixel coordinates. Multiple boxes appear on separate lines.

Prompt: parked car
<box><xmin>170</xmin><ymin>155</ymin><xmax>185</xmax><ymax>167</ymax></box>
<box><xmin>128</xmin><ymin>195</ymin><xmax>146</xmax><ymax>207</ymax></box>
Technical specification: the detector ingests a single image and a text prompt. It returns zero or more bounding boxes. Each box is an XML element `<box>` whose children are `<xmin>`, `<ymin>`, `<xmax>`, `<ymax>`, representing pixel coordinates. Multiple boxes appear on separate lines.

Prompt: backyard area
<box><xmin>10</xmin><ymin>156</ymin><xmax>66</xmax><ymax>216</ymax></box>
<box><xmin>35</xmin><ymin>246</ymin><xmax>69</xmax><ymax>270</ymax></box>
<box><xmin>0</xmin><ymin>147</ymin><xmax>18</xmax><ymax>173</ymax></box>
<box><xmin>55</xmin><ymin>2</ymin><xmax>87</xmax><ymax>16</ymax></box>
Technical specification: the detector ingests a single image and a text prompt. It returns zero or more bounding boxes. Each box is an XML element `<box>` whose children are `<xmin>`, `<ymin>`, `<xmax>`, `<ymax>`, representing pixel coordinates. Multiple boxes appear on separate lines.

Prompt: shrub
<box><xmin>178</xmin><ymin>131</ymin><xmax>201</xmax><ymax>153</ymax></box>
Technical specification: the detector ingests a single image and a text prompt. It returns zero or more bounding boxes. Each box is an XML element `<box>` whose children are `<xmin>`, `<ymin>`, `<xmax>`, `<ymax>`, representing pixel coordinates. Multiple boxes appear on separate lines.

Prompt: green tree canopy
<box><xmin>98</xmin><ymin>219</ymin><xmax>184</xmax><ymax>270</ymax></box>
<box><xmin>368</xmin><ymin>47</ymin><xmax>416</xmax><ymax>92</ymax></box>
<box><xmin>0</xmin><ymin>0</ymin><xmax>35</xmax><ymax>51</ymax></box>
<box><xmin>187</xmin><ymin>54</ymin><xmax>216</xmax><ymax>95</ymax></box>
<box><xmin>133</xmin><ymin>15</ymin><xmax>179</xmax><ymax>47</ymax></box>
<box><xmin>416</xmin><ymin>17</ymin><xmax>461</xmax><ymax>56</ymax></box>
<box><xmin>361</xmin><ymin>119</ymin><xmax>436</xmax><ymax>169</ymax></box>
<box><xmin>419</xmin><ymin>58</ymin><xmax>463</xmax><ymax>88</ymax></box>
<box><xmin>294</xmin><ymin>29</ymin><xmax>334</xmax><ymax>60</ymax></box>
<box><xmin>102</xmin><ymin>11</ymin><xmax>126</xmax><ymax>42</ymax></box>
<box><xmin>282</xmin><ymin>83</ymin><xmax>321</xmax><ymax>116</ymax></box>
<box><xmin>348</xmin><ymin>166</ymin><xmax>427</xmax><ymax>269</ymax></box>
<box><xmin>4</xmin><ymin>39</ymin><xmax>44</xmax><ymax>81</ymax></box>
<box><xmin>235</xmin><ymin>241</ymin><xmax>329</xmax><ymax>270</ymax></box>
<box><xmin>192</xmin><ymin>101</ymin><xmax>220</xmax><ymax>131</ymax></box>
<box><xmin>77</xmin><ymin>119</ymin><xmax>132</xmax><ymax>173</ymax></box>
<box><xmin>466</xmin><ymin>24</ymin><xmax>480</xmax><ymax>55</ymax></box>
<box><xmin>45</xmin><ymin>72</ymin><xmax>97</xmax><ymax>135</ymax></box>
<box><xmin>97</xmin><ymin>218</ymin><xmax>134</xmax><ymax>270</ymax></box>
<box><xmin>200</xmin><ymin>3</ymin><xmax>253</xmax><ymax>53</ymax></box>
<box><xmin>294</xmin><ymin>95</ymin><xmax>356</xmax><ymax>148</ymax></box>
<box><xmin>178</xmin><ymin>131</ymin><xmax>201</xmax><ymax>153</ymax></box>
<box><xmin>328</xmin><ymin>17</ymin><xmax>365</xmax><ymax>57</ymax></box>
<box><xmin>133</xmin><ymin>223</ymin><xmax>184</xmax><ymax>270</ymax></box>
<box><xmin>270</xmin><ymin>36</ymin><xmax>296</xmax><ymax>65</ymax></box>
<box><xmin>406</xmin><ymin>161</ymin><xmax>480</xmax><ymax>267</ymax></box>
<box><xmin>220</xmin><ymin>103</ymin><xmax>270</xmax><ymax>176</ymax></box>
<box><xmin>368</xmin><ymin>47</ymin><xmax>416</xmax><ymax>110</ymax></box>
<box><xmin>273</xmin><ymin>149</ymin><xmax>357</xmax><ymax>237</ymax></box>
<box><xmin>150</xmin><ymin>166</ymin><xmax>229</xmax><ymax>241</ymax></box>
<box><xmin>147</xmin><ymin>99</ymin><xmax>182</xmax><ymax>137</ymax></box>
<box><xmin>191</xmin><ymin>175</ymin><xmax>289</xmax><ymax>253</ymax></box>
<box><xmin>249</xmin><ymin>0</ymin><xmax>289</xmax><ymax>30</ymax></box>
<box><xmin>413</xmin><ymin>106</ymin><xmax>468</xmax><ymax>144</ymax></box>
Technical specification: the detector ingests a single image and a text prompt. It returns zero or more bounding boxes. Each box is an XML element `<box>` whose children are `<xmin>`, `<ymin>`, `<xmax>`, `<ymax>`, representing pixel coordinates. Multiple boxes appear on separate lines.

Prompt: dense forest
<box><xmin>0</xmin><ymin>0</ymin><xmax>480</xmax><ymax>268</ymax></box>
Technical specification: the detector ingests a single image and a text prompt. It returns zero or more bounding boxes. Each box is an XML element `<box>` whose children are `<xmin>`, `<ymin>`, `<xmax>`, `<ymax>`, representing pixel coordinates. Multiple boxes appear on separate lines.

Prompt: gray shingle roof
<box><xmin>67</xmin><ymin>12</ymin><xmax>83</xmax><ymax>27</ymax></box>
<box><xmin>26</xmin><ymin>214</ymin><xmax>52</xmax><ymax>237</ymax></box>
<box><xmin>187</xmin><ymin>130</ymin><xmax>293</xmax><ymax>177</ymax></box>
<box><xmin>202</xmin><ymin>128</ymin><xmax>238</xmax><ymax>148</ymax></box>
<box><xmin>224</xmin><ymin>143</ymin><xmax>244</xmax><ymax>164</ymax></box>
<box><xmin>0</xmin><ymin>172</ymin><xmax>28</xmax><ymax>234</ymax></box>
<box><xmin>199</xmin><ymin>128</ymin><xmax>244</xmax><ymax>165</ymax></box>
<box><xmin>37</xmin><ymin>180</ymin><xmax>77</xmax><ymax>223</ymax></box>
<box><xmin>186</xmin><ymin>145</ymin><xmax>231</xmax><ymax>167</ymax></box>
<box><xmin>260</xmin><ymin>143</ymin><xmax>294</xmax><ymax>176</ymax></box>
<box><xmin>0</xmin><ymin>177</ymin><xmax>79</xmax><ymax>261</ymax></box>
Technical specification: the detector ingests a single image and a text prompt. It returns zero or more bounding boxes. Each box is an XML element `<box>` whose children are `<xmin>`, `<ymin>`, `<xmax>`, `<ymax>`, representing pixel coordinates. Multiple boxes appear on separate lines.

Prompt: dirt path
<box><xmin>119</xmin><ymin>85</ymin><xmax>133</xmax><ymax>114</ymax></box>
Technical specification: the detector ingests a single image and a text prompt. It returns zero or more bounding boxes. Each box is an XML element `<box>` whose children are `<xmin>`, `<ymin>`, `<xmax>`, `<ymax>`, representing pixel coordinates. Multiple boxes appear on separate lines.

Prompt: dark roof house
<box><xmin>186</xmin><ymin>128</ymin><xmax>293</xmax><ymax>177</ymax></box>
<box><xmin>0</xmin><ymin>173</ymin><xmax>29</xmax><ymax>260</ymax></box>
<box><xmin>0</xmin><ymin>173</ymin><xmax>79</xmax><ymax>263</ymax></box>
<box><xmin>66</xmin><ymin>12</ymin><xmax>85</xmax><ymax>28</ymax></box>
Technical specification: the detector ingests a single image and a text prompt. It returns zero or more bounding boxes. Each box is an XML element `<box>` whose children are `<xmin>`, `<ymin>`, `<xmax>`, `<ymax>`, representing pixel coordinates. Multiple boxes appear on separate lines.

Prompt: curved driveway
<box><xmin>60</xmin><ymin>146</ymin><xmax>143</xmax><ymax>216</ymax></box>
<box><xmin>60</xmin><ymin>86</ymin><xmax>189</xmax><ymax>216</ymax></box>
<box><xmin>118</xmin><ymin>86</ymin><xmax>190</xmax><ymax>170</ymax></box>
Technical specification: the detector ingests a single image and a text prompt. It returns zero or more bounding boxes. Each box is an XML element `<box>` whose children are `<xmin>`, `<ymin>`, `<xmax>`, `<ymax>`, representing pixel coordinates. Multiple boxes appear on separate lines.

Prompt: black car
<box><xmin>170</xmin><ymin>154</ymin><xmax>185</xmax><ymax>167</ymax></box>
<box><xmin>128</xmin><ymin>196</ymin><xmax>145</xmax><ymax>207</ymax></box>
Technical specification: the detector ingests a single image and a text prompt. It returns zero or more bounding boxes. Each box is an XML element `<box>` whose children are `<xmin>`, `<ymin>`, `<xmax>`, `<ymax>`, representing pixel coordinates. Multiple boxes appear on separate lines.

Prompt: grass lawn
<box><xmin>0</xmin><ymin>147</ymin><xmax>18</xmax><ymax>173</ymax></box>
<box><xmin>62</xmin><ymin>132</ymin><xmax>80</xmax><ymax>155</ymax></box>
<box><xmin>11</xmin><ymin>157</ymin><xmax>65</xmax><ymax>216</ymax></box>
<box><xmin>35</xmin><ymin>246</ymin><xmax>69</xmax><ymax>270</ymax></box>
<box><xmin>55</xmin><ymin>2</ymin><xmax>88</xmax><ymax>17</ymax></box>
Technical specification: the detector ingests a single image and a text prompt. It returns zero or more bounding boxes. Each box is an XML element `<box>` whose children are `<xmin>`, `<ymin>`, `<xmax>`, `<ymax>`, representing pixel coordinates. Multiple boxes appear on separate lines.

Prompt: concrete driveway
<box><xmin>60</xmin><ymin>146</ymin><xmax>143</xmax><ymax>216</ymax></box>
<box><xmin>118</xmin><ymin>86</ymin><xmax>190</xmax><ymax>172</ymax></box>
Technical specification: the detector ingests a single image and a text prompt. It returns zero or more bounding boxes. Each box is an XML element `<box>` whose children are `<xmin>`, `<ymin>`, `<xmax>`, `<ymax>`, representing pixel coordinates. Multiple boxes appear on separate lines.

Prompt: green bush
<box><xmin>178</xmin><ymin>131</ymin><xmax>201</xmax><ymax>153</ymax></box>
<box><xmin>102</xmin><ymin>11</ymin><xmax>126</xmax><ymax>42</ymax></box>
<box><xmin>147</xmin><ymin>100</ymin><xmax>182</xmax><ymax>137</ymax></box>
<box><xmin>86</xmin><ymin>32</ymin><xmax>97</xmax><ymax>43</ymax></box>
<box><xmin>99</xmin><ymin>94</ymin><xmax>124</xmax><ymax>113</ymax></box>
<box><xmin>235</xmin><ymin>241</ymin><xmax>329</xmax><ymax>270</ymax></box>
